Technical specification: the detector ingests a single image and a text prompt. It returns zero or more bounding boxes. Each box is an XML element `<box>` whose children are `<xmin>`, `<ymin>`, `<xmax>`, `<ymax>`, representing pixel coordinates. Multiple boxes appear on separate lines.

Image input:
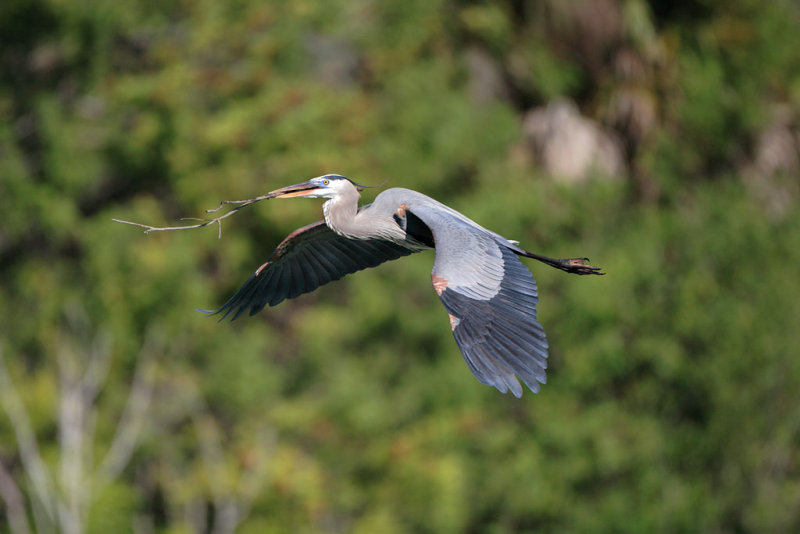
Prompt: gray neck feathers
<box><xmin>323</xmin><ymin>187</ymin><xmax>404</xmax><ymax>241</ymax></box>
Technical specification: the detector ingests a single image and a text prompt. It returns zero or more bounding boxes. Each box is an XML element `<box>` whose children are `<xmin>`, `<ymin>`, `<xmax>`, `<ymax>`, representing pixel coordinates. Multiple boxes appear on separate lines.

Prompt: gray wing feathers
<box><xmin>408</xmin><ymin>201</ymin><xmax>549</xmax><ymax>397</ymax></box>
<box><xmin>437</xmin><ymin>246</ymin><xmax>549</xmax><ymax>397</ymax></box>
<box><xmin>210</xmin><ymin>221</ymin><xmax>416</xmax><ymax>320</ymax></box>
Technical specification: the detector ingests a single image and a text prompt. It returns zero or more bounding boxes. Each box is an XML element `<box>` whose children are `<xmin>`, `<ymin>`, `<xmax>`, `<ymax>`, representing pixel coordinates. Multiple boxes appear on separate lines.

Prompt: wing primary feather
<box><xmin>286</xmin><ymin>258</ymin><xmax>306</xmax><ymax>300</ymax></box>
<box><xmin>306</xmin><ymin>247</ymin><xmax>340</xmax><ymax>278</ymax></box>
<box><xmin>327</xmin><ymin>240</ymin><xmax>365</xmax><ymax>270</ymax></box>
<box><xmin>297</xmin><ymin>251</ymin><xmax>320</xmax><ymax>290</ymax></box>
<box><xmin>481</xmin><ymin>343</ymin><xmax>523</xmax><ymax>396</ymax></box>
<box><xmin>268</xmin><ymin>267</ymin><xmax>291</xmax><ymax>306</ymax></box>
<box><xmin>471</xmin><ymin>343</ymin><xmax>515</xmax><ymax>394</ymax></box>
<box><xmin>299</xmin><ymin>250</ymin><xmax>328</xmax><ymax>286</ymax></box>
<box><xmin>498</xmin><ymin>333</ymin><xmax>548</xmax><ymax>372</ymax></box>
<box><xmin>217</xmin><ymin>273</ymin><xmax>259</xmax><ymax>321</ymax></box>
<box><xmin>489</xmin><ymin>319</ymin><xmax>549</xmax><ymax>357</ymax></box>
<box><xmin>316</xmin><ymin>245</ymin><xmax>352</xmax><ymax>275</ymax></box>
<box><xmin>452</xmin><ymin>323</ymin><xmax>494</xmax><ymax>384</ymax></box>
<box><xmin>490</xmin><ymin>335</ymin><xmax>547</xmax><ymax>386</ymax></box>
<box><xmin>248</xmin><ymin>268</ymin><xmax>282</xmax><ymax>315</ymax></box>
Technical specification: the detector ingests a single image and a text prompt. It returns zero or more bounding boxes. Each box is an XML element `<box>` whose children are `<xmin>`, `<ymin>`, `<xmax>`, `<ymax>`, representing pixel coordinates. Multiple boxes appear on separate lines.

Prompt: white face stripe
<box><xmin>308</xmin><ymin>176</ymin><xmax>356</xmax><ymax>199</ymax></box>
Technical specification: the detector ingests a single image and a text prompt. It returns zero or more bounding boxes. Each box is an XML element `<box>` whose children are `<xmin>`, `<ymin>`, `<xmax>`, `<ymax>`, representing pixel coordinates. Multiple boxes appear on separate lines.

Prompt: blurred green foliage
<box><xmin>1</xmin><ymin>0</ymin><xmax>800</xmax><ymax>532</ymax></box>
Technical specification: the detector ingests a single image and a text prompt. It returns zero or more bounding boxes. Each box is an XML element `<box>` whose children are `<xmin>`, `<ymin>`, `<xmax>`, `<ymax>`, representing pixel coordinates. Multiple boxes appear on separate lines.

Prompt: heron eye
<box><xmin>323</xmin><ymin>179</ymin><xmax>329</xmax><ymax>185</ymax></box>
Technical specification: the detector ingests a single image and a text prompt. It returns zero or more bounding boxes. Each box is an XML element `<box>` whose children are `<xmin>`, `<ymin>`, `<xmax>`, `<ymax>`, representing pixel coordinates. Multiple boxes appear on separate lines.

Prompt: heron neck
<box><xmin>322</xmin><ymin>187</ymin><xmax>361</xmax><ymax>237</ymax></box>
<box><xmin>322</xmin><ymin>188</ymin><xmax>403</xmax><ymax>241</ymax></box>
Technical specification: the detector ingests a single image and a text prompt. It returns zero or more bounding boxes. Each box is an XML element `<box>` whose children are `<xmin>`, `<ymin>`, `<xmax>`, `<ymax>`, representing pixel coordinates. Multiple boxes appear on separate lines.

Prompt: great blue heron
<box><xmin>207</xmin><ymin>174</ymin><xmax>603</xmax><ymax>397</ymax></box>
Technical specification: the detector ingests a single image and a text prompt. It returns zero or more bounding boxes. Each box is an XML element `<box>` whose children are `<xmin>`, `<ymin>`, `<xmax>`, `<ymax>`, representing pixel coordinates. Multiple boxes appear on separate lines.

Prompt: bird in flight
<box><xmin>207</xmin><ymin>174</ymin><xmax>603</xmax><ymax>397</ymax></box>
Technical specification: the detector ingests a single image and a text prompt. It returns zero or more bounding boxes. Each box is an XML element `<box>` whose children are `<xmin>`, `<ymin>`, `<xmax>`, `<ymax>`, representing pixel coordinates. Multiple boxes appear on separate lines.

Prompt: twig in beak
<box><xmin>112</xmin><ymin>191</ymin><xmax>281</xmax><ymax>238</ymax></box>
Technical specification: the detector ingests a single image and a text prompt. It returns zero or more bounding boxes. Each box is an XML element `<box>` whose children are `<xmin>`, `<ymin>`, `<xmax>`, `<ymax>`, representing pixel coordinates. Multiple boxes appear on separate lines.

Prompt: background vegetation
<box><xmin>2</xmin><ymin>0</ymin><xmax>800</xmax><ymax>532</ymax></box>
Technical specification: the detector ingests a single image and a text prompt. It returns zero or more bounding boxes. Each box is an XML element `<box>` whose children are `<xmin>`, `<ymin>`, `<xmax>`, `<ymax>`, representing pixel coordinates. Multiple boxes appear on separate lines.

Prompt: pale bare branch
<box><xmin>112</xmin><ymin>192</ymin><xmax>280</xmax><ymax>239</ymax></box>
<box><xmin>56</xmin><ymin>372</ymin><xmax>86</xmax><ymax>534</ymax></box>
<box><xmin>96</xmin><ymin>333</ymin><xmax>158</xmax><ymax>486</ymax></box>
<box><xmin>0</xmin><ymin>319</ymin><xmax>165</xmax><ymax>534</ymax></box>
<box><xmin>80</xmin><ymin>332</ymin><xmax>114</xmax><ymax>407</ymax></box>
<box><xmin>55</xmin><ymin>330</ymin><xmax>114</xmax><ymax>534</ymax></box>
<box><xmin>29</xmin><ymin>494</ymin><xmax>56</xmax><ymax>534</ymax></box>
<box><xmin>204</xmin><ymin>194</ymin><xmax>278</xmax><ymax>213</ymax></box>
<box><xmin>0</xmin><ymin>348</ymin><xmax>57</xmax><ymax>522</ymax></box>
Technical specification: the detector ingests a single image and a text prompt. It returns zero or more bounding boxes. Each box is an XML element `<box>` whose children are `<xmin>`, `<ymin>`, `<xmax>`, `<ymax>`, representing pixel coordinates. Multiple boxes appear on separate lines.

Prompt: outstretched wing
<box><xmin>410</xmin><ymin>206</ymin><xmax>549</xmax><ymax>397</ymax></box>
<box><xmin>209</xmin><ymin>220</ymin><xmax>417</xmax><ymax>320</ymax></box>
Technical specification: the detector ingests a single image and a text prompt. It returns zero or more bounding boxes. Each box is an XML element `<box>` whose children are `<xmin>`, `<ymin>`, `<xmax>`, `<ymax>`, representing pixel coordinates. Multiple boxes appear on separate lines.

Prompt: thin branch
<box><xmin>0</xmin><ymin>349</ymin><xmax>57</xmax><ymax>523</ymax></box>
<box><xmin>56</xmin><ymin>358</ymin><xmax>86</xmax><ymax>534</ymax></box>
<box><xmin>56</xmin><ymin>331</ymin><xmax>114</xmax><ymax>534</ymax></box>
<box><xmin>80</xmin><ymin>332</ymin><xmax>114</xmax><ymax>407</ymax></box>
<box><xmin>29</xmin><ymin>491</ymin><xmax>55</xmax><ymax>534</ymax></box>
<box><xmin>96</xmin><ymin>334</ymin><xmax>158</xmax><ymax>487</ymax></box>
<box><xmin>112</xmin><ymin>192</ymin><xmax>281</xmax><ymax>239</ymax></box>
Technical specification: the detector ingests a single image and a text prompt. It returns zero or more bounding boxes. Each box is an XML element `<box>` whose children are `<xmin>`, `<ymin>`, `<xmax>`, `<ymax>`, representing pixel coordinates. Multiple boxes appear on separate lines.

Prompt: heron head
<box><xmin>268</xmin><ymin>174</ymin><xmax>365</xmax><ymax>199</ymax></box>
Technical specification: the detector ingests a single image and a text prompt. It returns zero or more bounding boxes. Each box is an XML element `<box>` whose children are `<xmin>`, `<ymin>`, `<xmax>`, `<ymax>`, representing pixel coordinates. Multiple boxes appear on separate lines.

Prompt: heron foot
<box><xmin>513</xmin><ymin>247</ymin><xmax>606</xmax><ymax>275</ymax></box>
<box><xmin>557</xmin><ymin>257</ymin><xmax>605</xmax><ymax>275</ymax></box>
